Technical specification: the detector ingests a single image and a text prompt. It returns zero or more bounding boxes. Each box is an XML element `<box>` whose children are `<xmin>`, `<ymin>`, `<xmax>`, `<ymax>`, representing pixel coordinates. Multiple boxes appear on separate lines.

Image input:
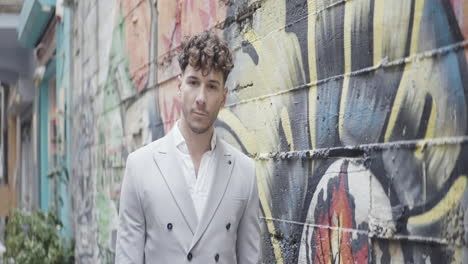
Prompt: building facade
<box><xmin>0</xmin><ymin>0</ymin><xmax>73</xmax><ymax>246</ymax></box>
<box><xmin>0</xmin><ymin>0</ymin><xmax>37</xmax><ymax>245</ymax></box>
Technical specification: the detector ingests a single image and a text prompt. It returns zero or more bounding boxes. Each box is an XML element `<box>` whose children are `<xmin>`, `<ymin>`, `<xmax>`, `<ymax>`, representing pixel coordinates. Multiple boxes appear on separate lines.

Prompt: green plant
<box><xmin>2</xmin><ymin>210</ymin><xmax>74</xmax><ymax>264</ymax></box>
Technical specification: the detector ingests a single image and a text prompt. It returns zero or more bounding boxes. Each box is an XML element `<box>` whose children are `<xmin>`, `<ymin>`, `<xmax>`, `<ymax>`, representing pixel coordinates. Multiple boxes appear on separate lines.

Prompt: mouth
<box><xmin>192</xmin><ymin>110</ymin><xmax>208</xmax><ymax>117</ymax></box>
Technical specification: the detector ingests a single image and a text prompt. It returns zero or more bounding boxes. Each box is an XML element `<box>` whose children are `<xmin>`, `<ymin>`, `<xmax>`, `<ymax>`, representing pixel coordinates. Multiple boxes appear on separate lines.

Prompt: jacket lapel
<box><xmin>153</xmin><ymin>131</ymin><xmax>199</xmax><ymax>235</ymax></box>
<box><xmin>189</xmin><ymin>140</ymin><xmax>235</xmax><ymax>250</ymax></box>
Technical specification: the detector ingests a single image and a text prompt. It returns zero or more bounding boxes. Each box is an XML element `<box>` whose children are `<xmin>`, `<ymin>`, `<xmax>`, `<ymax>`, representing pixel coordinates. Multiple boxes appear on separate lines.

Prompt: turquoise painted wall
<box><xmin>19</xmin><ymin>0</ymin><xmax>73</xmax><ymax>246</ymax></box>
<box><xmin>56</xmin><ymin>7</ymin><xmax>73</xmax><ymax>240</ymax></box>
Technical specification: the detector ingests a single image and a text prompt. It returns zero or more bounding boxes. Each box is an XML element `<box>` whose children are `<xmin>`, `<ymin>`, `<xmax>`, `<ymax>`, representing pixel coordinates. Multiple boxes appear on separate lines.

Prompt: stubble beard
<box><xmin>188</xmin><ymin>120</ymin><xmax>212</xmax><ymax>134</ymax></box>
<box><xmin>182</xmin><ymin>108</ymin><xmax>218</xmax><ymax>135</ymax></box>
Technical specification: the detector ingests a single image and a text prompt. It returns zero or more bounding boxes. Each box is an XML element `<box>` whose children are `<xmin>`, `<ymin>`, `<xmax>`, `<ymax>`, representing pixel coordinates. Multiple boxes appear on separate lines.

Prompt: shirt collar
<box><xmin>174</xmin><ymin>120</ymin><xmax>217</xmax><ymax>153</ymax></box>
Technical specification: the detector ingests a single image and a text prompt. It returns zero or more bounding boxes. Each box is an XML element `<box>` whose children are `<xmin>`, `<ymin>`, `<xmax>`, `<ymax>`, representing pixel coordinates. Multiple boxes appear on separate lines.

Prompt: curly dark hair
<box><xmin>178</xmin><ymin>30</ymin><xmax>234</xmax><ymax>83</ymax></box>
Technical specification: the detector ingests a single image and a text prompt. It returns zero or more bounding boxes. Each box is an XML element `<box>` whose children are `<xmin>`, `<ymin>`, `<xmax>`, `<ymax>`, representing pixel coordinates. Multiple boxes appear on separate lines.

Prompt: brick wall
<box><xmin>70</xmin><ymin>0</ymin><xmax>468</xmax><ymax>263</ymax></box>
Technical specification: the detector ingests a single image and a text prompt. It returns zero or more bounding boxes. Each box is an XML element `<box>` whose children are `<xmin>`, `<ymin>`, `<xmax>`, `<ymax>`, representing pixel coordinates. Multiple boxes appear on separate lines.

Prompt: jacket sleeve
<box><xmin>115</xmin><ymin>153</ymin><xmax>146</xmax><ymax>264</ymax></box>
<box><xmin>236</xmin><ymin>161</ymin><xmax>261</xmax><ymax>264</ymax></box>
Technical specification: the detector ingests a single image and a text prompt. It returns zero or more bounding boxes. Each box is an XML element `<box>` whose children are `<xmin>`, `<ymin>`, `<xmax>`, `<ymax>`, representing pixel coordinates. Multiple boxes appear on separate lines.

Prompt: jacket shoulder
<box><xmin>127</xmin><ymin>134</ymin><xmax>169</xmax><ymax>162</ymax></box>
<box><xmin>220</xmin><ymin>139</ymin><xmax>255</xmax><ymax>171</ymax></box>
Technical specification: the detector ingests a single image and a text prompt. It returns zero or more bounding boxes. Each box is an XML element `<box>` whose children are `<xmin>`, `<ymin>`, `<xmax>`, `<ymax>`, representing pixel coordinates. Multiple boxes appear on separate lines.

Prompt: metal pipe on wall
<box><xmin>0</xmin><ymin>85</ymin><xmax>4</xmax><ymax>183</ymax></box>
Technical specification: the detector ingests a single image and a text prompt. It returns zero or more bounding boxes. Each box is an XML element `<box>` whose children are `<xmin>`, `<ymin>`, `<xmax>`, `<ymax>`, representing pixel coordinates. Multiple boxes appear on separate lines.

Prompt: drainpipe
<box><xmin>14</xmin><ymin>115</ymin><xmax>20</xmax><ymax>209</ymax></box>
<box><xmin>0</xmin><ymin>85</ymin><xmax>3</xmax><ymax>183</ymax></box>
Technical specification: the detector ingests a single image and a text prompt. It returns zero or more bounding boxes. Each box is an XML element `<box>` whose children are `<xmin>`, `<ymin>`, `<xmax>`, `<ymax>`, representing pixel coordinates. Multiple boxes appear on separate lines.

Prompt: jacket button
<box><xmin>215</xmin><ymin>253</ymin><xmax>220</xmax><ymax>262</ymax></box>
<box><xmin>167</xmin><ymin>223</ymin><xmax>173</xmax><ymax>230</ymax></box>
<box><xmin>226</xmin><ymin>223</ymin><xmax>231</xmax><ymax>230</ymax></box>
<box><xmin>187</xmin><ymin>252</ymin><xmax>193</xmax><ymax>261</ymax></box>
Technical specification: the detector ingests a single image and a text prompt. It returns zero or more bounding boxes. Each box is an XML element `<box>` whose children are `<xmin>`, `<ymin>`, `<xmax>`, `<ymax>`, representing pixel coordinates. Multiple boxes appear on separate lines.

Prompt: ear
<box><xmin>221</xmin><ymin>87</ymin><xmax>228</xmax><ymax>106</ymax></box>
<box><xmin>177</xmin><ymin>75</ymin><xmax>182</xmax><ymax>94</ymax></box>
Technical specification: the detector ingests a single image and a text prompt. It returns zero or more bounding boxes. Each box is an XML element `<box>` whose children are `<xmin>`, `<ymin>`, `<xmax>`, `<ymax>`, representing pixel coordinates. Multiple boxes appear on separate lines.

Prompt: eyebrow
<box><xmin>186</xmin><ymin>76</ymin><xmax>199</xmax><ymax>80</ymax></box>
<box><xmin>186</xmin><ymin>75</ymin><xmax>221</xmax><ymax>86</ymax></box>
<box><xmin>208</xmin><ymin>80</ymin><xmax>221</xmax><ymax>85</ymax></box>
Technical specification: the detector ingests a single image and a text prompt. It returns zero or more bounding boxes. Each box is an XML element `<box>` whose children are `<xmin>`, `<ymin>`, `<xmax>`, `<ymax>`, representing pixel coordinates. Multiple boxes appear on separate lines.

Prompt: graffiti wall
<box><xmin>70</xmin><ymin>0</ymin><xmax>468</xmax><ymax>263</ymax></box>
<box><xmin>71</xmin><ymin>0</ymin><xmax>159</xmax><ymax>262</ymax></box>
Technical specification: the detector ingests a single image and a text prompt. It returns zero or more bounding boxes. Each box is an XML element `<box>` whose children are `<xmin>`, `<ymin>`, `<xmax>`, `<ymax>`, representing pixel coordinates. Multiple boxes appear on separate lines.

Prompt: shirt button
<box><xmin>187</xmin><ymin>252</ymin><xmax>193</xmax><ymax>261</ymax></box>
<box><xmin>228</xmin><ymin>160</ymin><xmax>232</xmax><ymax>165</ymax></box>
<box><xmin>167</xmin><ymin>223</ymin><xmax>173</xmax><ymax>230</ymax></box>
<box><xmin>226</xmin><ymin>222</ymin><xmax>231</xmax><ymax>230</ymax></box>
<box><xmin>215</xmin><ymin>253</ymin><xmax>220</xmax><ymax>262</ymax></box>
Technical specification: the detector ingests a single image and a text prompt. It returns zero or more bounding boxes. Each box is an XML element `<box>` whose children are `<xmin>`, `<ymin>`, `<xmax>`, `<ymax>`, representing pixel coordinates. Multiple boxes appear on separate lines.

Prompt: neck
<box><xmin>178</xmin><ymin>119</ymin><xmax>213</xmax><ymax>157</ymax></box>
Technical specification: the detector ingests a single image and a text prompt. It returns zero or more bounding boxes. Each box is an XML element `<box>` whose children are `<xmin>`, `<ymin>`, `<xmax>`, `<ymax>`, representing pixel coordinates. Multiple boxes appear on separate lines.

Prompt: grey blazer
<box><xmin>115</xmin><ymin>129</ymin><xmax>261</xmax><ymax>264</ymax></box>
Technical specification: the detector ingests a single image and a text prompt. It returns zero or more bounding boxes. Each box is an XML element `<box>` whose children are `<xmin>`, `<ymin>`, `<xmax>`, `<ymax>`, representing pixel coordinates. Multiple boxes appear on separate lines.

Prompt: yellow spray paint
<box><xmin>338</xmin><ymin>0</ymin><xmax>354</xmax><ymax>141</ymax></box>
<box><xmin>308</xmin><ymin>0</ymin><xmax>318</xmax><ymax>149</ymax></box>
<box><xmin>280</xmin><ymin>107</ymin><xmax>294</xmax><ymax>151</ymax></box>
<box><xmin>408</xmin><ymin>175</ymin><xmax>467</xmax><ymax>225</ymax></box>
<box><xmin>384</xmin><ymin>0</ymin><xmax>425</xmax><ymax>143</ymax></box>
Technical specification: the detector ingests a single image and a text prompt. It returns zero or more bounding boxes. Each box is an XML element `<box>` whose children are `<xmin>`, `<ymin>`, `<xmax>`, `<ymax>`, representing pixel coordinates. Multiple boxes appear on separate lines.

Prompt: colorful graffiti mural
<box><xmin>221</xmin><ymin>1</ymin><xmax>467</xmax><ymax>263</ymax></box>
<box><xmin>70</xmin><ymin>0</ymin><xmax>468</xmax><ymax>263</ymax></box>
<box><xmin>216</xmin><ymin>0</ymin><xmax>468</xmax><ymax>263</ymax></box>
<box><xmin>70</xmin><ymin>0</ymin><xmax>159</xmax><ymax>262</ymax></box>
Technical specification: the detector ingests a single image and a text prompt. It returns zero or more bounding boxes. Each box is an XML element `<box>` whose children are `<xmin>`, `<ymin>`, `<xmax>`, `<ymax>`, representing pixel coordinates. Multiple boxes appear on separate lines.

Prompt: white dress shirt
<box><xmin>173</xmin><ymin>121</ymin><xmax>218</xmax><ymax>220</ymax></box>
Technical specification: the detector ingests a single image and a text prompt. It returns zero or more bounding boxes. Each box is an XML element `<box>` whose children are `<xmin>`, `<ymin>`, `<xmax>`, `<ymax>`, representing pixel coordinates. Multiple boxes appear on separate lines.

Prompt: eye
<box><xmin>188</xmin><ymin>80</ymin><xmax>199</xmax><ymax>86</ymax></box>
<box><xmin>209</xmin><ymin>84</ymin><xmax>218</xmax><ymax>90</ymax></box>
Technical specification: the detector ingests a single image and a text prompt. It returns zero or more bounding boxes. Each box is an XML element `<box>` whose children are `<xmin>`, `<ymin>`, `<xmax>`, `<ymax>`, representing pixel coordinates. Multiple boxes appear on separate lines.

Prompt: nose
<box><xmin>195</xmin><ymin>86</ymin><xmax>207</xmax><ymax>106</ymax></box>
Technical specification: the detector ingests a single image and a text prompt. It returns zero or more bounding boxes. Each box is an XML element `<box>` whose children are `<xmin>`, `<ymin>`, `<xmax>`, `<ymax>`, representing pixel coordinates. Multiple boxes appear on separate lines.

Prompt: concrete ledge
<box><xmin>17</xmin><ymin>0</ymin><xmax>54</xmax><ymax>48</ymax></box>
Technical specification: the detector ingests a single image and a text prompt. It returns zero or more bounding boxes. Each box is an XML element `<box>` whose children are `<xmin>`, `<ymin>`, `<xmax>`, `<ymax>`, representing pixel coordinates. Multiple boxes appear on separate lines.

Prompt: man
<box><xmin>115</xmin><ymin>31</ymin><xmax>261</xmax><ymax>264</ymax></box>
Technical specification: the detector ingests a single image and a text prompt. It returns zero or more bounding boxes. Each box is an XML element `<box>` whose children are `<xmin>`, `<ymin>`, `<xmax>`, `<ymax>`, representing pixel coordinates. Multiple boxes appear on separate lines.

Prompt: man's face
<box><xmin>178</xmin><ymin>65</ymin><xmax>227</xmax><ymax>134</ymax></box>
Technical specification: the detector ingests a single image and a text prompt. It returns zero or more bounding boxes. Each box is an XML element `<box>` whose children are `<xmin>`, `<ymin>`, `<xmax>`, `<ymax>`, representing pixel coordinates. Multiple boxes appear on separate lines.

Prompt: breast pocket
<box><xmin>219</xmin><ymin>197</ymin><xmax>245</xmax><ymax>232</ymax></box>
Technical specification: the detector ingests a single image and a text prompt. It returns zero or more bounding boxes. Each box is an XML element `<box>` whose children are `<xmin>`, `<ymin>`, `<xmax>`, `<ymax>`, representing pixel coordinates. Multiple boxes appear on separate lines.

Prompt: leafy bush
<box><xmin>2</xmin><ymin>210</ymin><xmax>74</xmax><ymax>264</ymax></box>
